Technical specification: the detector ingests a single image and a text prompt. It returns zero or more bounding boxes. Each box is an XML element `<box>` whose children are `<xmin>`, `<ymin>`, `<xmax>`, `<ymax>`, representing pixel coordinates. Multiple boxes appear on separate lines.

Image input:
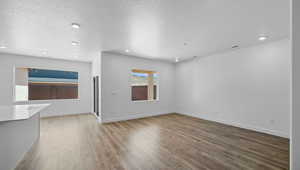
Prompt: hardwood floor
<box><xmin>16</xmin><ymin>113</ymin><xmax>289</xmax><ymax>170</ymax></box>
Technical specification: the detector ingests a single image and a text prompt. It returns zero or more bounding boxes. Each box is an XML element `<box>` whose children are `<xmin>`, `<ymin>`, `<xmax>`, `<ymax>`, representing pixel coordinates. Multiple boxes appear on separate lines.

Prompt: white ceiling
<box><xmin>0</xmin><ymin>0</ymin><xmax>290</xmax><ymax>62</ymax></box>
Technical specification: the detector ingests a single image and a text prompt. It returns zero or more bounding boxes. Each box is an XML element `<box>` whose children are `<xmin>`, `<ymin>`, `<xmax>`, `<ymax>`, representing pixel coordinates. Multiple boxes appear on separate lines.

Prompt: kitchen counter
<box><xmin>0</xmin><ymin>104</ymin><xmax>50</xmax><ymax>122</ymax></box>
<box><xmin>0</xmin><ymin>104</ymin><xmax>50</xmax><ymax>170</ymax></box>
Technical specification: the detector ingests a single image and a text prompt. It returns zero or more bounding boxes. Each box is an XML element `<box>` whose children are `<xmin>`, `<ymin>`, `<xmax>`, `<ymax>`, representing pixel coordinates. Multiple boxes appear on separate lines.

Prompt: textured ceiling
<box><xmin>0</xmin><ymin>0</ymin><xmax>290</xmax><ymax>62</ymax></box>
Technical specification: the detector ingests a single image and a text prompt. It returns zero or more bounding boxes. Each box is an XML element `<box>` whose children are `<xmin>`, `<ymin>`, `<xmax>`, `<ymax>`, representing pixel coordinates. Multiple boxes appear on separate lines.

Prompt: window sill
<box><xmin>132</xmin><ymin>100</ymin><xmax>159</xmax><ymax>103</ymax></box>
<box><xmin>14</xmin><ymin>98</ymin><xmax>80</xmax><ymax>104</ymax></box>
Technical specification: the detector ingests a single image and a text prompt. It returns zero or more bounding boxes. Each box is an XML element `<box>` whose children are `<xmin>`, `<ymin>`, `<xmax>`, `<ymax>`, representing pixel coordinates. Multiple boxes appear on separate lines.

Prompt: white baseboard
<box><xmin>68</xmin><ymin>111</ymin><xmax>289</xmax><ymax>138</ymax></box>
<box><xmin>178</xmin><ymin>112</ymin><xmax>289</xmax><ymax>139</ymax></box>
<box><xmin>41</xmin><ymin>112</ymin><xmax>91</xmax><ymax>118</ymax></box>
<box><xmin>101</xmin><ymin>112</ymin><xmax>171</xmax><ymax>123</ymax></box>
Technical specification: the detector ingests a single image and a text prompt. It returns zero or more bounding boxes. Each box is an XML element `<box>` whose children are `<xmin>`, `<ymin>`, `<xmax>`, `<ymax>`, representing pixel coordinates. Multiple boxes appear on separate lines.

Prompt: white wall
<box><xmin>292</xmin><ymin>0</ymin><xmax>300</xmax><ymax>168</ymax></box>
<box><xmin>175</xmin><ymin>39</ymin><xmax>291</xmax><ymax>138</ymax></box>
<box><xmin>0</xmin><ymin>53</ymin><xmax>93</xmax><ymax>117</ymax></box>
<box><xmin>101</xmin><ymin>52</ymin><xmax>175</xmax><ymax>122</ymax></box>
<box><xmin>92</xmin><ymin>54</ymin><xmax>102</xmax><ymax>119</ymax></box>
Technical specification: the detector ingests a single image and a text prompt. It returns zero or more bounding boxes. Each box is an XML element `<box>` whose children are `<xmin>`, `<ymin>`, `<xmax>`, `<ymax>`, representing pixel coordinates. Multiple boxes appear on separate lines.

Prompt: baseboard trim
<box><xmin>41</xmin><ymin>112</ymin><xmax>91</xmax><ymax>118</ymax></box>
<box><xmin>178</xmin><ymin>112</ymin><xmax>289</xmax><ymax>139</ymax></box>
<box><xmin>102</xmin><ymin>112</ymin><xmax>172</xmax><ymax>123</ymax></box>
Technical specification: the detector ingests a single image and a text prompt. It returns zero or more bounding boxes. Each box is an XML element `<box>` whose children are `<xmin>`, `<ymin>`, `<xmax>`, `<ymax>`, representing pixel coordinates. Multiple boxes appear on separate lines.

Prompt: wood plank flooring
<box><xmin>16</xmin><ymin>113</ymin><xmax>289</xmax><ymax>170</ymax></box>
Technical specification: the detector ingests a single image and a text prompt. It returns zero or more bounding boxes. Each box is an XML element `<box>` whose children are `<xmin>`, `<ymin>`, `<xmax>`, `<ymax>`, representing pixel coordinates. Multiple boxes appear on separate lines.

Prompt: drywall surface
<box><xmin>292</xmin><ymin>0</ymin><xmax>300</xmax><ymax>168</ymax></box>
<box><xmin>92</xmin><ymin>54</ymin><xmax>102</xmax><ymax>119</ymax></box>
<box><xmin>101</xmin><ymin>52</ymin><xmax>175</xmax><ymax>122</ymax></box>
<box><xmin>175</xmin><ymin>39</ymin><xmax>291</xmax><ymax>138</ymax></box>
<box><xmin>0</xmin><ymin>53</ymin><xmax>92</xmax><ymax>117</ymax></box>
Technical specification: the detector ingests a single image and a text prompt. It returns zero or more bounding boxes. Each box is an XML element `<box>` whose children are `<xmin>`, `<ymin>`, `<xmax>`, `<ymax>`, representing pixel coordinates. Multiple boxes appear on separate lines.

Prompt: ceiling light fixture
<box><xmin>72</xmin><ymin>41</ymin><xmax>79</xmax><ymax>46</ymax></box>
<box><xmin>232</xmin><ymin>45</ymin><xmax>239</xmax><ymax>49</ymax></box>
<box><xmin>71</xmin><ymin>23</ymin><xmax>80</xmax><ymax>29</ymax></box>
<box><xmin>0</xmin><ymin>45</ymin><xmax>7</xmax><ymax>49</ymax></box>
<box><xmin>258</xmin><ymin>35</ymin><xmax>268</xmax><ymax>41</ymax></box>
<box><xmin>175</xmin><ymin>57</ymin><xmax>179</xmax><ymax>62</ymax></box>
<box><xmin>125</xmin><ymin>49</ymin><xmax>130</xmax><ymax>53</ymax></box>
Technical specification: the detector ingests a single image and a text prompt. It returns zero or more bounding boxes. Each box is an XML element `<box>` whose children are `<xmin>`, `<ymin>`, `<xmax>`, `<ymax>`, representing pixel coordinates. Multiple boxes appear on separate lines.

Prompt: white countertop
<box><xmin>0</xmin><ymin>104</ymin><xmax>50</xmax><ymax>122</ymax></box>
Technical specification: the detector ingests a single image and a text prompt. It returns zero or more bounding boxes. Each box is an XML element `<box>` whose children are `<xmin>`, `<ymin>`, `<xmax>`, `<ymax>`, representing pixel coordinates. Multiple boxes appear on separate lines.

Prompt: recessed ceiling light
<box><xmin>0</xmin><ymin>45</ymin><xmax>7</xmax><ymax>49</ymax></box>
<box><xmin>258</xmin><ymin>35</ymin><xmax>268</xmax><ymax>41</ymax></box>
<box><xmin>175</xmin><ymin>57</ymin><xmax>179</xmax><ymax>62</ymax></box>
<box><xmin>232</xmin><ymin>45</ymin><xmax>239</xmax><ymax>49</ymax></box>
<box><xmin>125</xmin><ymin>49</ymin><xmax>130</xmax><ymax>53</ymax></box>
<box><xmin>71</xmin><ymin>23</ymin><xmax>80</xmax><ymax>29</ymax></box>
<box><xmin>72</xmin><ymin>41</ymin><xmax>79</xmax><ymax>46</ymax></box>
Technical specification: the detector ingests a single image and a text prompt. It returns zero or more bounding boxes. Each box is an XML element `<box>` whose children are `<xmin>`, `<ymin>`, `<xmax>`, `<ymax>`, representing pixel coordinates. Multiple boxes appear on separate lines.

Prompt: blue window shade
<box><xmin>28</xmin><ymin>69</ymin><xmax>78</xmax><ymax>80</ymax></box>
<box><xmin>132</xmin><ymin>72</ymin><xmax>148</xmax><ymax>77</ymax></box>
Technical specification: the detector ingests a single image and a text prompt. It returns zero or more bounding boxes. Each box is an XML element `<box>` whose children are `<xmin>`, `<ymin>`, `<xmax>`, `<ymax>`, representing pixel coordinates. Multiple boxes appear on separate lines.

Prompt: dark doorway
<box><xmin>93</xmin><ymin>76</ymin><xmax>99</xmax><ymax>116</ymax></box>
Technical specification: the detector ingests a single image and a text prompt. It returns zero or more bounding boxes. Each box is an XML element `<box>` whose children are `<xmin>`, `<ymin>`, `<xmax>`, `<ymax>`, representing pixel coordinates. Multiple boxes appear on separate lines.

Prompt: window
<box><xmin>15</xmin><ymin>68</ymin><xmax>79</xmax><ymax>101</ymax></box>
<box><xmin>131</xmin><ymin>69</ymin><xmax>158</xmax><ymax>101</ymax></box>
